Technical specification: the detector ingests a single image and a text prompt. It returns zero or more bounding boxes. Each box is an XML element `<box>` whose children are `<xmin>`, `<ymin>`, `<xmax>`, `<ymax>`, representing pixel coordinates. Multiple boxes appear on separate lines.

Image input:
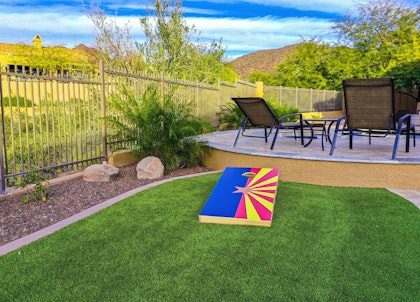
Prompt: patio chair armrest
<box><xmin>396</xmin><ymin>113</ymin><xmax>411</xmax><ymax>132</ymax></box>
<box><xmin>328</xmin><ymin>115</ymin><xmax>348</xmax><ymax>135</ymax></box>
<box><xmin>335</xmin><ymin>115</ymin><xmax>348</xmax><ymax>129</ymax></box>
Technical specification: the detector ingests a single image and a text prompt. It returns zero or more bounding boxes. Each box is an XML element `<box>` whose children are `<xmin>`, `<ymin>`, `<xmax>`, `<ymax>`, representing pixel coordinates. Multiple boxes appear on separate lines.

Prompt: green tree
<box><xmin>270</xmin><ymin>0</ymin><xmax>419</xmax><ymax>91</ymax></box>
<box><xmin>139</xmin><ymin>0</ymin><xmax>234</xmax><ymax>83</ymax></box>
<box><xmin>87</xmin><ymin>5</ymin><xmax>146</xmax><ymax>72</ymax></box>
<box><xmin>273</xmin><ymin>40</ymin><xmax>330</xmax><ymax>89</ymax></box>
<box><xmin>10</xmin><ymin>44</ymin><xmax>95</xmax><ymax>73</ymax></box>
<box><xmin>88</xmin><ymin>0</ymin><xmax>237</xmax><ymax>83</ymax></box>
<box><xmin>385</xmin><ymin>60</ymin><xmax>420</xmax><ymax>100</ymax></box>
<box><xmin>247</xmin><ymin>71</ymin><xmax>277</xmax><ymax>86</ymax></box>
<box><xmin>272</xmin><ymin>40</ymin><xmax>363</xmax><ymax>90</ymax></box>
<box><xmin>332</xmin><ymin>0</ymin><xmax>420</xmax><ymax>76</ymax></box>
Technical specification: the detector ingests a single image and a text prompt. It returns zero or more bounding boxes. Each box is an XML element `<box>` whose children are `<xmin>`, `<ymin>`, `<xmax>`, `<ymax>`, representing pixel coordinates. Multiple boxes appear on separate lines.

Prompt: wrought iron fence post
<box><xmin>0</xmin><ymin>74</ymin><xmax>6</xmax><ymax>193</ymax></box>
<box><xmin>196</xmin><ymin>80</ymin><xmax>200</xmax><ymax>117</ymax></box>
<box><xmin>100</xmin><ymin>60</ymin><xmax>107</xmax><ymax>162</ymax></box>
<box><xmin>310</xmin><ymin>88</ymin><xmax>313</xmax><ymax>111</ymax></box>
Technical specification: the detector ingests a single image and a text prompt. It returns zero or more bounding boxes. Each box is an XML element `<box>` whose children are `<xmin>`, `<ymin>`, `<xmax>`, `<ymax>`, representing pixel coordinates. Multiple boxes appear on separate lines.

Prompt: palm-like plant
<box><xmin>106</xmin><ymin>84</ymin><xmax>213</xmax><ymax>172</ymax></box>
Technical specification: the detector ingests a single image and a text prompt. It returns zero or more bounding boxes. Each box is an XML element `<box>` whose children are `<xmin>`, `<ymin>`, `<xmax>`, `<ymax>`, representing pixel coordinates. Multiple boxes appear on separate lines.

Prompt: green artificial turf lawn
<box><xmin>0</xmin><ymin>173</ymin><xmax>419</xmax><ymax>301</ymax></box>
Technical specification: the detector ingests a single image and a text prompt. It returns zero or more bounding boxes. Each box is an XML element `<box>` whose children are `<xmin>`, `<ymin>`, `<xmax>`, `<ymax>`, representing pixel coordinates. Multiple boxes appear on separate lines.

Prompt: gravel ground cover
<box><xmin>0</xmin><ymin>164</ymin><xmax>212</xmax><ymax>246</ymax></box>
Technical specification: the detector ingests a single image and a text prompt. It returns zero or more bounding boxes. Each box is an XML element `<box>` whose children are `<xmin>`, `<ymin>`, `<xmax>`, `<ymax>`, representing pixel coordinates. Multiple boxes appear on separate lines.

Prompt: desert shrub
<box><xmin>217</xmin><ymin>102</ymin><xmax>244</xmax><ymax>130</ymax></box>
<box><xmin>2</xmin><ymin>98</ymin><xmax>101</xmax><ymax>174</ymax></box>
<box><xmin>267</xmin><ymin>98</ymin><xmax>300</xmax><ymax>121</ymax></box>
<box><xmin>15</xmin><ymin>166</ymin><xmax>62</xmax><ymax>203</ymax></box>
<box><xmin>2</xmin><ymin>96</ymin><xmax>33</xmax><ymax>107</ymax></box>
<box><xmin>106</xmin><ymin>84</ymin><xmax>213</xmax><ymax>172</ymax></box>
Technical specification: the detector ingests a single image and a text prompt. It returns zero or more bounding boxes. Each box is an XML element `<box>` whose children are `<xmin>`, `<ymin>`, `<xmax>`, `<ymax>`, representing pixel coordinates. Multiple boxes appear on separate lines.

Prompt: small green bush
<box><xmin>106</xmin><ymin>84</ymin><xmax>214</xmax><ymax>172</ymax></box>
<box><xmin>15</xmin><ymin>167</ymin><xmax>63</xmax><ymax>203</ymax></box>
<box><xmin>16</xmin><ymin>168</ymin><xmax>49</xmax><ymax>203</ymax></box>
<box><xmin>266</xmin><ymin>98</ymin><xmax>300</xmax><ymax>121</ymax></box>
<box><xmin>217</xmin><ymin>102</ymin><xmax>244</xmax><ymax>130</ymax></box>
<box><xmin>2</xmin><ymin>96</ymin><xmax>33</xmax><ymax>107</ymax></box>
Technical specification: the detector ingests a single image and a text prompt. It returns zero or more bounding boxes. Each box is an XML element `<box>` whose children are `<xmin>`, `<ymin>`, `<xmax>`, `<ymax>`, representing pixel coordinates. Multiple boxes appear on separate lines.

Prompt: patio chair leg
<box><xmin>413</xmin><ymin>128</ymin><xmax>416</xmax><ymax>147</ymax></box>
<box><xmin>303</xmin><ymin>122</ymin><xmax>314</xmax><ymax>147</ymax></box>
<box><xmin>392</xmin><ymin>132</ymin><xmax>401</xmax><ymax>160</ymax></box>
<box><xmin>329</xmin><ymin>127</ymin><xmax>339</xmax><ymax>155</ymax></box>
<box><xmin>264</xmin><ymin>127</ymin><xmax>268</xmax><ymax>143</ymax></box>
<box><xmin>234</xmin><ymin>117</ymin><xmax>247</xmax><ymax>146</ymax></box>
<box><xmin>233</xmin><ymin>127</ymin><xmax>242</xmax><ymax>146</ymax></box>
<box><xmin>270</xmin><ymin>127</ymin><xmax>280</xmax><ymax>150</ymax></box>
<box><xmin>329</xmin><ymin>115</ymin><xmax>347</xmax><ymax>155</ymax></box>
<box><xmin>299</xmin><ymin>121</ymin><xmax>304</xmax><ymax>146</ymax></box>
<box><xmin>405</xmin><ymin>126</ymin><xmax>410</xmax><ymax>153</ymax></box>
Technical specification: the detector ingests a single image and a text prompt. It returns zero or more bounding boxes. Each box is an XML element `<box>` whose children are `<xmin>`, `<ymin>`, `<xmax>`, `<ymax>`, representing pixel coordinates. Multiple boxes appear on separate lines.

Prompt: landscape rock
<box><xmin>136</xmin><ymin>156</ymin><xmax>164</xmax><ymax>180</ymax></box>
<box><xmin>83</xmin><ymin>163</ymin><xmax>119</xmax><ymax>182</ymax></box>
<box><xmin>108</xmin><ymin>149</ymin><xmax>141</xmax><ymax>167</ymax></box>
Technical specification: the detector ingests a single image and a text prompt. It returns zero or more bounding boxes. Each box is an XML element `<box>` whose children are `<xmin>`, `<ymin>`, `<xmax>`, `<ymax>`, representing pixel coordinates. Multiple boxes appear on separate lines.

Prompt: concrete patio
<box><xmin>201</xmin><ymin>122</ymin><xmax>420</xmax><ymax>191</ymax></box>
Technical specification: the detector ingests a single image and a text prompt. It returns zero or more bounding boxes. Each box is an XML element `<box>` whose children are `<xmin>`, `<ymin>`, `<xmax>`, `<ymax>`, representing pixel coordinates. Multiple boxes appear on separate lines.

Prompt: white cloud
<box><xmin>186</xmin><ymin>0</ymin><xmax>369</xmax><ymax>14</ymax></box>
<box><xmin>0</xmin><ymin>10</ymin><xmax>147</xmax><ymax>46</ymax></box>
<box><xmin>249</xmin><ymin>0</ymin><xmax>369</xmax><ymax>14</ymax></box>
<box><xmin>0</xmin><ymin>2</ymin><xmax>338</xmax><ymax>57</ymax></box>
<box><xmin>106</xmin><ymin>2</ymin><xmax>219</xmax><ymax>15</ymax></box>
<box><xmin>0</xmin><ymin>11</ymin><xmax>95</xmax><ymax>46</ymax></box>
<box><xmin>1</xmin><ymin>13</ymin><xmax>89</xmax><ymax>33</ymax></box>
<box><xmin>106</xmin><ymin>3</ymin><xmax>148</xmax><ymax>10</ymax></box>
<box><xmin>186</xmin><ymin>16</ymin><xmax>334</xmax><ymax>58</ymax></box>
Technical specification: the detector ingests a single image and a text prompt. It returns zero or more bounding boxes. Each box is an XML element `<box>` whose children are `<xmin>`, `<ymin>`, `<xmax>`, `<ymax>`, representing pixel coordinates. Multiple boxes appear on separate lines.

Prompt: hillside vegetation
<box><xmin>228</xmin><ymin>0</ymin><xmax>419</xmax><ymax>93</ymax></box>
<box><xmin>228</xmin><ymin>44</ymin><xmax>297</xmax><ymax>79</ymax></box>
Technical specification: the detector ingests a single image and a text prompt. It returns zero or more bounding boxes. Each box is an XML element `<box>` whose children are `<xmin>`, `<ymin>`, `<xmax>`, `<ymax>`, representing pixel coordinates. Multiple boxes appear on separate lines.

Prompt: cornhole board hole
<box><xmin>199</xmin><ymin>167</ymin><xmax>279</xmax><ymax>227</ymax></box>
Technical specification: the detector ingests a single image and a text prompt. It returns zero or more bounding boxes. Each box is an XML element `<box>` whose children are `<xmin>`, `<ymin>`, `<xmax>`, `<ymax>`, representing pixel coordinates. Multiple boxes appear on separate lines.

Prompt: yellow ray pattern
<box><xmin>245</xmin><ymin>195</ymin><xmax>261</xmax><ymax>220</ymax></box>
<box><xmin>250</xmin><ymin>176</ymin><xmax>279</xmax><ymax>188</ymax></box>
<box><xmin>248</xmin><ymin>168</ymin><xmax>273</xmax><ymax>186</ymax></box>
<box><xmin>249</xmin><ymin>192</ymin><xmax>275</xmax><ymax>211</ymax></box>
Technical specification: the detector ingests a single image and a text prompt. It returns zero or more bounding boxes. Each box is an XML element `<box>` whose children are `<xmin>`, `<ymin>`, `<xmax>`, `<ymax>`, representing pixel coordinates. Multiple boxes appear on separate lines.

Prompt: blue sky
<box><xmin>0</xmin><ymin>0</ymin><xmax>418</xmax><ymax>60</ymax></box>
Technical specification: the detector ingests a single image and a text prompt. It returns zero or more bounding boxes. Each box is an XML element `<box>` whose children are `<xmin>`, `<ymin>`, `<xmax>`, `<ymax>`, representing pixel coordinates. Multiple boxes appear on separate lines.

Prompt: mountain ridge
<box><xmin>228</xmin><ymin>44</ymin><xmax>298</xmax><ymax>80</ymax></box>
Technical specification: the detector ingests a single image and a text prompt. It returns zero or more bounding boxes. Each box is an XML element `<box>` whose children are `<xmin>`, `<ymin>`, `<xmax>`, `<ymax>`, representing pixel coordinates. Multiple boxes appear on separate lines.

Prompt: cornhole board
<box><xmin>199</xmin><ymin>167</ymin><xmax>279</xmax><ymax>227</ymax></box>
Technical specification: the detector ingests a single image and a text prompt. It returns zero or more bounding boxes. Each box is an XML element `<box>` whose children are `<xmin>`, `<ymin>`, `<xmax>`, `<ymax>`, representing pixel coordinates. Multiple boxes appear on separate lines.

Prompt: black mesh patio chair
<box><xmin>231</xmin><ymin>97</ymin><xmax>312</xmax><ymax>149</ymax></box>
<box><xmin>329</xmin><ymin>78</ymin><xmax>414</xmax><ymax>160</ymax></box>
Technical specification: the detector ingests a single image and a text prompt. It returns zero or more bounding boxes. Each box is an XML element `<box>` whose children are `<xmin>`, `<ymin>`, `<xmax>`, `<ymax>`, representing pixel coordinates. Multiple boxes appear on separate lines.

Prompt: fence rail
<box><xmin>263</xmin><ymin>85</ymin><xmax>343</xmax><ymax>112</ymax></box>
<box><xmin>0</xmin><ymin>70</ymin><xmax>104</xmax><ymax>191</ymax></box>
<box><xmin>0</xmin><ymin>62</ymin><xmax>341</xmax><ymax>192</ymax></box>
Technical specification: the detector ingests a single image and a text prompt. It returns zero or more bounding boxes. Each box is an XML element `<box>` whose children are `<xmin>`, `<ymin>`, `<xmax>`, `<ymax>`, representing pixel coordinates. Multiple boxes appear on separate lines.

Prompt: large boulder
<box><xmin>136</xmin><ymin>156</ymin><xmax>164</xmax><ymax>180</ymax></box>
<box><xmin>108</xmin><ymin>149</ymin><xmax>141</xmax><ymax>167</ymax></box>
<box><xmin>83</xmin><ymin>163</ymin><xmax>119</xmax><ymax>182</ymax></box>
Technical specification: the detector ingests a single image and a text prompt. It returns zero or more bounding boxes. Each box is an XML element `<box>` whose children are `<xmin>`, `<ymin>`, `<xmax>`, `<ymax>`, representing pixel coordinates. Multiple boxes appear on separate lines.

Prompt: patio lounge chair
<box><xmin>329</xmin><ymin>78</ymin><xmax>414</xmax><ymax>160</ymax></box>
<box><xmin>231</xmin><ymin>97</ymin><xmax>312</xmax><ymax>149</ymax></box>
